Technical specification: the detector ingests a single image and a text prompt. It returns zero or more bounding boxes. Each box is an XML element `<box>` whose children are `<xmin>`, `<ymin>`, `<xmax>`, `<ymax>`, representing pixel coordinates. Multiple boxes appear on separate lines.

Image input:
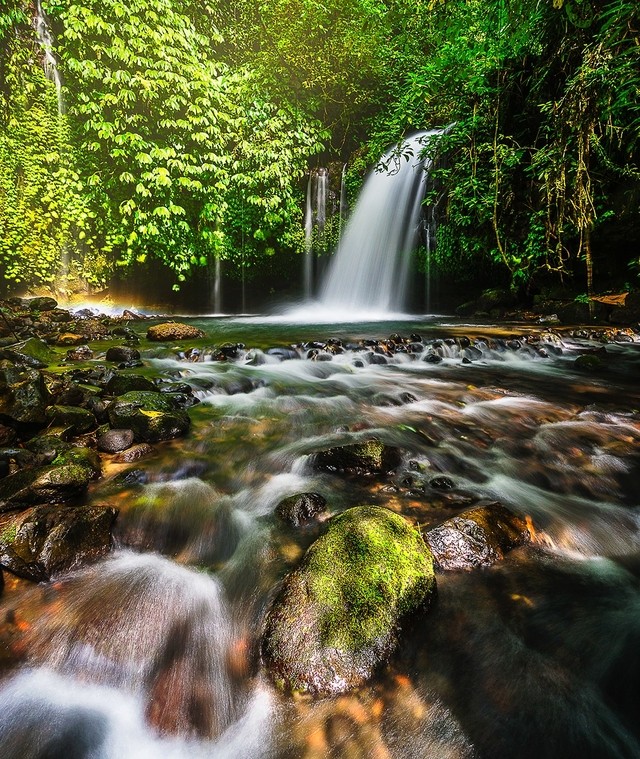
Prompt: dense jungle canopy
<box><xmin>0</xmin><ymin>0</ymin><xmax>639</xmax><ymax>303</ymax></box>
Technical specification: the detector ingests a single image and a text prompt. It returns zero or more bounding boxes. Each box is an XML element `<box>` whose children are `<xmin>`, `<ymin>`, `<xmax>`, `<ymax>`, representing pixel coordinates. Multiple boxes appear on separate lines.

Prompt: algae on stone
<box><xmin>262</xmin><ymin>505</ymin><xmax>436</xmax><ymax>695</ymax></box>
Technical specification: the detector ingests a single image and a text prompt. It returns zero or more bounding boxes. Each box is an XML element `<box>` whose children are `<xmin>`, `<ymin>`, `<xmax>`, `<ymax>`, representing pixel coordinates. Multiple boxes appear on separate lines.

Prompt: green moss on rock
<box><xmin>262</xmin><ymin>505</ymin><xmax>435</xmax><ymax>695</ymax></box>
<box><xmin>107</xmin><ymin>391</ymin><xmax>191</xmax><ymax>442</ymax></box>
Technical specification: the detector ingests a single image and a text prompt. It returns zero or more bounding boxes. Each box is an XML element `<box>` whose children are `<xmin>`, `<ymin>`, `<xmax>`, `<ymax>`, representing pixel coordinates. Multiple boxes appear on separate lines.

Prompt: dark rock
<box><xmin>146</xmin><ymin>323</ymin><xmax>205</xmax><ymax>342</ymax></box>
<box><xmin>314</xmin><ymin>439</ymin><xmax>402</xmax><ymax>475</ymax></box>
<box><xmin>105</xmin><ymin>346</ymin><xmax>141</xmax><ymax>363</ymax></box>
<box><xmin>276</xmin><ymin>492</ymin><xmax>327</xmax><ymax>527</ymax></box>
<box><xmin>424</xmin><ymin>502</ymin><xmax>530</xmax><ymax>571</ymax></box>
<box><xmin>423</xmin><ymin>352</ymin><xmax>443</xmax><ymax>364</ymax></box>
<box><xmin>107</xmin><ymin>391</ymin><xmax>190</xmax><ymax>443</ymax></box>
<box><xmin>262</xmin><ymin>506</ymin><xmax>436</xmax><ymax>695</ymax></box>
<box><xmin>105</xmin><ymin>373</ymin><xmax>158</xmax><ymax>396</ymax></box>
<box><xmin>45</xmin><ymin>405</ymin><xmax>96</xmax><ymax>435</ymax></box>
<box><xmin>97</xmin><ymin>428</ymin><xmax>135</xmax><ymax>453</ymax></box>
<box><xmin>0</xmin><ymin>424</ymin><xmax>17</xmax><ymax>446</ymax></box>
<box><xmin>0</xmin><ymin>366</ymin><xmax>49</xmax><ymax>425</ymax></box>
<box><xmin>0</xmin><ymin>504</ymin><xmax>117</xmax><ymax>581</ymax></box>
<box><xmin>0</xmin><ymin>447</ymin><xmax>101</xmax><ymax>512</ymax></box>
<box><xmin>26</xmin><ymin>297</ymin><xmax>58</xmax><ymax>312</ymax></box>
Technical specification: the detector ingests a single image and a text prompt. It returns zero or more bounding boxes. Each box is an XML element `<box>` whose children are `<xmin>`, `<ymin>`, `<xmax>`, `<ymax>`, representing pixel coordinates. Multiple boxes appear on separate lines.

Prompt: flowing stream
<box><xmin>1</xmin><ymin>318</ymin><xmax>640</xmax><ymax>758</ymax></box>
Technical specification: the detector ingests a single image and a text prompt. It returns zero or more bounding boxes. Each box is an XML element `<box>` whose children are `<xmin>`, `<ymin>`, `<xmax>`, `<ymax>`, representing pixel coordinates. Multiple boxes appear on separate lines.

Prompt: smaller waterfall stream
<box><xmin>318</xmin><ymin>130</ymin><xmax>440</xmax><ymax>316</ymax></box>
<box><xmin>35</xmin><ymin>0</ymin><xmax>64</xmax><ymax>116</ymax></box>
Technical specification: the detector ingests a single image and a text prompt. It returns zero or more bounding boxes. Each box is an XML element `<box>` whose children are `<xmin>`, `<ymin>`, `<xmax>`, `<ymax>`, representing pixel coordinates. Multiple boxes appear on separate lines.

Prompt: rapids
<box><xmin>1</xmin><ymin>317</ymin><xmax>639</xmax><ymax>758</ymax></box>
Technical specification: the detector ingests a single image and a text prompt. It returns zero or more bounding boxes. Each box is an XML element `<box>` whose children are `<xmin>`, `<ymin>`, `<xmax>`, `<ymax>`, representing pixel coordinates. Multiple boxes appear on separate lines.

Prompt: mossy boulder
<box><xmin>146</xmin><ymin>322</ymin><xmax>205</xmax><ymax>342</ymax></box>
<box><xmin>105</xmin><ymin>373</ymin><xmax>158</xmax><ymax>396</ymax></box>
<box><xmin>107</xmin><ymin>391</ymin><xmax>190</xmax><ymax>442</ymax></box>
<box><xmin>0</xmin><ymin>447</ymin><xmax>101</xmax><ymax>512</ymax></box>
<box><xmin>25</xmin><ymin>296</ymin><xmax>58</xmax><ymax>312</ymax></box>
<box><xmin>45</xmin><ymin>405</ymin><xmax>96</xmax><ymax>435</ymax></box>
<box><xmin>262</xmin><ymin>505</ymin><xmax>436</xmax><ymax>695</ymax></box>
<box><xmin>0</xmin><ymin>337</ymin><xmax>54</xmax><ymax>368</ymax></box>
<box><xmin>0</xmin><ymin>504</ymin><xmax>117</xmax><ymax>581</ymax></box>
<box><xmin>424</xmin><ymin>502</ymin><xmax>530</xmax><ymax>571</ymax></box>
<box><xmin>313</xmin><ymin>439</ymin><xmax>402</xmax><ymax>475</ymax></box>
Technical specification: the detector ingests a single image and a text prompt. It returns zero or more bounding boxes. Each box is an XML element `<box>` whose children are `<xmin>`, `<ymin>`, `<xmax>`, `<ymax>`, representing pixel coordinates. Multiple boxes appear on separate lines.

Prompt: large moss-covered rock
<box><xmin>0</xmin><ymin>337</ymin><xmax>54</xmax><ymax>368</ymax></box>
<box><xmin>313</xmin><ymin>440</ymin><xmax>402</xmax><ymax>475</ymax></box>
<box><xmin>424</xmin><ymin>502</ymin><xmax>530</xmax><ymax>571</ymax></box>
<box><xmin>107</xmin><ymin>391</ymin><xmax>190</xmax><ymax>442</ymax></box>
<box><xmin>44</xmin><ymin>405</ymin><xmax>96</xmax><ymax>435</ymax></box>
<box><xmin>262</xmin><ymin>505</ymin><xmax>436</xmax><ymax>695</ymax></box>
<box><xmin>0</xmin><ymin>504</ymin><xmax>117</xmax><ymax>581</ymax></box>
<box><xmin>0</xmin><ymin>447</ymin><xmax>101</xmax><ymax>512</ymax></box>
<box><xmin>146</xmin><ymin>322</ymin><xmax>205</xmax><ymax>342</ymax></box>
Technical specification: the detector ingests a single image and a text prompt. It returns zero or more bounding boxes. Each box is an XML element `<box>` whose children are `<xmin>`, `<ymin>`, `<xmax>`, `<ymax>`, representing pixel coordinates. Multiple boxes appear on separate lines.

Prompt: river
<box><xmin>1</xmin><ymin>316</ymin><xmax>639</xmax><ymax>759</ymax></box>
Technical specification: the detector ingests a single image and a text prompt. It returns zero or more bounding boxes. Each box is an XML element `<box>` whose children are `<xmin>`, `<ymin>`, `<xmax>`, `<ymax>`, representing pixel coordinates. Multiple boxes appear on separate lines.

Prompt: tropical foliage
<box><xmin>0</xmin><ymin>0</ymin><xmax>638</xmax><ymax>298</ymax></box>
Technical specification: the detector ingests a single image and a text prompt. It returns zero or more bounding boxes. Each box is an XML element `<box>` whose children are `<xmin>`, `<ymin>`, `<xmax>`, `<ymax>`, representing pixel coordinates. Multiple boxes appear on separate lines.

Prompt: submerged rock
<box><xmin>276</xmin><ymin>492</ymin><xmax>327</xmax><ymax>527</ymax></box>
<box><xmin>0</xmin><ymin>504</ymin><xmax>117</xmax><ymax>581</ymax></box>
<box><xmin>146</xmin><ymin>323</ymin><xmax>205</xmax><ymax>342</ymax></box>
<box><xmin>105</xmin><ymin>346</ymin><xmax>141</xmax><ymax>363</ymax></box>
<box><xmin>424</xmin><ymin>502</ymin><xmax>530</xmax><ymax>571</ymax></box>
<box><xmin>262</xmin><ymin>505</ymin><xmax>436</xmax><ymax>695</ymax></box>
<box><xmin>107</xmin><ymin>391</ymin><xmax>190</xmax><ymax>442</ymax></box>
<box><xmin>313</xmin><ymin>439</ymin><xmax>402</xmax><ymax>475</ymax></box>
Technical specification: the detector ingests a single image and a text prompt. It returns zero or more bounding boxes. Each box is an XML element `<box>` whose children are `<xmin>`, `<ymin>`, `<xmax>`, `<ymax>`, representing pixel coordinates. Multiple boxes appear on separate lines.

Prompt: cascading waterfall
<box><xmin>319</xmin><ymin>130</ymin><xmax>440</xmax><ymax>315</ymax></box>
<box><xmin>339</xmin><ymin>163</ymin><xmax>348</xmax><ymax>237</ymax></box>
<box><xmin>213</xmin><ymin>257</ymin><xmax>222</xmax><ymax>314</ymax></box>
<box><xmin>35</xmin><ymin>0</ymin><xmax>64</xmax><ymax>116</ymax></box>
<box><xmin>302</xmin><ymin>168</ymin><xmax>330</xmax><ymax>299</ymax></box>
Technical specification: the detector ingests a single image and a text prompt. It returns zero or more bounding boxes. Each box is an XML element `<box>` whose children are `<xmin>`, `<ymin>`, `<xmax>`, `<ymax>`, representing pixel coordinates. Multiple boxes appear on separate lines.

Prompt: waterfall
<box><xmin>304</xmin><ymin>173</ymin><xmax>314</xmax><ymax>299</ymax></box>
<box><xmin>316</xmin><ymin>168</ymin><xmax>327</xmax><ymax>235</ymax></box>
<box><xmin>339</xmin><ymin>163</ymin><xmax>348</xmax><ymax>237</ymax></box>
<box><xmin>318</xmin><ymin>130</ymin><xmax>439</xmax><ymax>315</ymax></box>
<box><xmin>35</xmin><ymin>0</ymin><xmax>64</xmax><ymax>116</ymax></box>
<box><xmin>213</xmin><ymin>257</ymin><xmax>222</xmax><ymax>314</ymax></box>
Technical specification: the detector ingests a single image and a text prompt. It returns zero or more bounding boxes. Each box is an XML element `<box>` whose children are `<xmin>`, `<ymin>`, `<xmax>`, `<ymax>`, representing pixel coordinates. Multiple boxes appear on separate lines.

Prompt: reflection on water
<box><xmin>1</xmin><ymin>319</ymin><xmax>639</xmax><ymax>758</ymax></box>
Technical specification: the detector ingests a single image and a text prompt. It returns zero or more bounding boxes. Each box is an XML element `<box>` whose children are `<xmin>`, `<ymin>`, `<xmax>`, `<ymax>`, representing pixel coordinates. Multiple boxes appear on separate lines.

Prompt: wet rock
<box><xmin>574</xmin><ymin>353</ymin><xmax>605</xmax><ymax>371</ymax></box>
<box><xmin>424</xmin><ymin>502</ymin><xmax>530</xmax><ymax>571</ymax></box>
<box><xmin>105</xmin><ymin>373</ymin><xmax>158</xmax><ymax>396</ymax></box>
<box><xmin>0</xmin><ymin>447</ymin><xmax>101</xmax><ymax>511</ymax></box>
<box><xmin>429</xmin><ymin>476</ymin><xmax>455</xmax><ymax>490</ymax></box>
<box><xmin>107</xmin><ymin>391</ymin><xmax>190</xmax><ymax>443</ymax></box>
<box><xmin>262</xmin><ymin>506</ymin><xmax>436</xmax><ymax>695</ymax></box>
<box><xmin>276</xmin><ymin>493</ymin><xmax>327</xmax><ymax>527</ymax></box>
<box><xmin>0</xmin><ymin>337</ymin><xmax>54</xmax><ymax>368</ymax></box>
<box><xmin>45</xmin><ymin>405</ymin><xmax>96</xmax><ymax>435</ymax></box>
<box><xmin>146</xmin><ymin>323</ymin><xmax>205</xmax><ymax>342</ymax></box>
<box><xmin>105</xmin><ymin>346</ymin><xmax>141</xmax><ymax>363</ymax></box>
<box><xmin>0</xmin><ymin>366</ymin><xmax>49</xmax><ymax>425</ymax></box>
<box><xmin>314</xmin><ymin>439</ymin><xmax>402</xmax><ymax>475</ymax></box>
<box><xmin>112</xmin><ymin>442</ymin><xmax>155</xmax><ymax>462</ymax></box>
<box><xmin>97</xmin><ymin>428</ymin><xmax>135</xmax><ymax>453</ymax></box>
<box><xmin>0</xmin><ymin>424</ymin><xmax>17</xmax><ymax>447</ymax></box>
<box><xmin>65</xmin><ymin>345</ymin><xmax>94</xmax><ymax>361</ymax></box>
<box><xmin>26</xmin><ymin>296</ymin><xmax>58</xmax><ymax>312</ymax></box>
<box><xmin>0</xmin><ymin>504</ymin><xmax>117</xmax><ymax>581</ymax></box>
<box><xmin>266</xmin><ymin>347</ymin><xmax>300</xmax><ymax>361</ymax></box>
